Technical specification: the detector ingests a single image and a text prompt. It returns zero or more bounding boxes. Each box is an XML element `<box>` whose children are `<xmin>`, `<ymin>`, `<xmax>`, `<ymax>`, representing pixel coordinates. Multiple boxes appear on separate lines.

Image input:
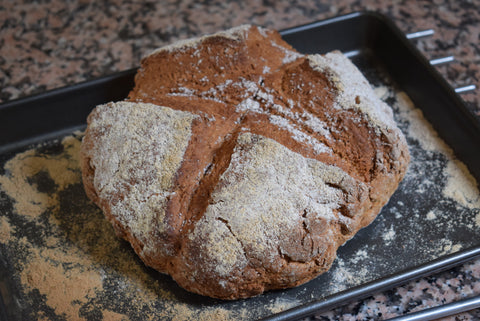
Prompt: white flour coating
<box><xmin>151</xmin><ymin>30</ymin><xmax>402</xmax><ymax>163</ymax></box>
<box><xmin>268</xmin><ymin>114</ymin><xmax>331</xmax><ymax>154</ymax></box>
<box><xmin>426</xmin><ymin>211</ymin><xmax>437</xmax><ymax>220</ymax></box>
<box><xmin>329</xmin><ymin>257</ymin><xmax>371</xmax><ymax>293</ymax></box>
<box><xmin>85</xmin><ymin>33</ymin><xmax>409</xmax><ymax>299</ymax></box>
<box><xmin>269</xmin><ymin>39</ymin><xmax>303</xmax><ymax>64</ymax></box>
<box><xmin>308</xmin><ymin>53</ymin><xmax>398</xmax><ymax>133</ymax></box>
<box><xmin>84</xmin><ymin>101</ymin><xmax>197</xmax><ymax>252</ymax></box>
<box><xmin>168</xmin><ymin>70</ymin><xmax>335</xmax><ymax>155</ymax></box>
<box><xmin>381</xmin><ymin>225</ymin><xmax>396</xmax><ymax>245</ymax></box>
<box><xmin>436</xmin><ymin>239</ymin><xmax>463</xmax><ymax>256</ymax></box>
<box><xmin>300</xmin><ymin>111</ymin><xmax>332</xmax><ymax>139</ymax></box>
<box><xmin>265</xmin><ymin>297</ymin><xmax>301</xmax><ymax>315</ymax></box>
<box><xmin>146</xmin><ymin>24</ymin><xmax>255</xmax><ymax>56</ymax></box>
<box><xmin>443</xmin><ymin>159</ymin><xmax>480</xmax><ymax>210</ymax></box>
<box><xmin>236</xmin><ymin>97</ymin><xmax>262</xmax><ymax>114</ymax></box>
<box><xmin>189</xmin><ymin>132</ymin><xmax>365</xmax><ymax>277</ymax></box>
<box><xmin>151</xmin><ymin>27</ymin><xmax>398</xmax><ymax>160</ymax></box>
<box><xmin>349</xmin><ymin>249</ymin><xmax>369</xmax><ymax>264</ymax></box>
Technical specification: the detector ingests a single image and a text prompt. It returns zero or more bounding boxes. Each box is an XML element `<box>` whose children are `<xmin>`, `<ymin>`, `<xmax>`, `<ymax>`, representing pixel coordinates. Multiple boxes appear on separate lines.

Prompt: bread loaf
<box><xmin>80</xmin><ymin>25</ymin><xmax>409</xmax><ymax>300</ymax></box>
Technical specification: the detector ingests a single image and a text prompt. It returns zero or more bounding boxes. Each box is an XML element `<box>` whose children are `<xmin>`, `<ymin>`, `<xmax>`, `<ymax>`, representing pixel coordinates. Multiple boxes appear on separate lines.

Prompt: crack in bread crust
<box><xmin>81</xmin><ymin>25</ymin><xmax>410</xmax><ymax>300</ymax></box>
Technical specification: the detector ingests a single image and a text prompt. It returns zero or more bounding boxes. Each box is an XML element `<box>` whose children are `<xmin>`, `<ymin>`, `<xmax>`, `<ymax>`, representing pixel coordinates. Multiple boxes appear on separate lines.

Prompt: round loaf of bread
<box><xmin>80</xmin><ymin>25</ymin><xmax>410</xmax><ymax>300</ymax></box>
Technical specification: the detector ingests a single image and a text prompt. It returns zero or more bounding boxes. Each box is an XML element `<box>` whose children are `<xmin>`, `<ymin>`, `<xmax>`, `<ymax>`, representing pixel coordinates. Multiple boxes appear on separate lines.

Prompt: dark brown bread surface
<box><xmin>80</xmin><ymin>25</ymin><xmax>410</xmax><ymax>300</ymax></box>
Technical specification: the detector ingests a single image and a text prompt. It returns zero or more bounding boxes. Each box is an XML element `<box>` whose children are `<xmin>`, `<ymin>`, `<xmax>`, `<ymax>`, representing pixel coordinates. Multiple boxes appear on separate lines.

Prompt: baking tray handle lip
<box><xmin>261</xmin><ymin>246</ymin><xmax>480</xmax><ymax>321</ymax></box>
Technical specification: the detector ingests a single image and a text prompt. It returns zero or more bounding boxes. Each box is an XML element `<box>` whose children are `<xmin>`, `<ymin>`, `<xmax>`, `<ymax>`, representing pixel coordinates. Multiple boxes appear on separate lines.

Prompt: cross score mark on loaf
<box><xmin>80</xmin><ymin>25</ymin><xmax>409</xmax><ymax>299</ymax></box>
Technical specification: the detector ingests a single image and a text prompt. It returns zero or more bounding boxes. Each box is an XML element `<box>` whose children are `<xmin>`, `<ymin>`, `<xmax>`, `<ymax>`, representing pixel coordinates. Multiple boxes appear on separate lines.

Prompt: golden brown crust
<box><xmin>81</xmin><ymin>25</ymin><xmax>409</xmax><ymax>300</ymax></box>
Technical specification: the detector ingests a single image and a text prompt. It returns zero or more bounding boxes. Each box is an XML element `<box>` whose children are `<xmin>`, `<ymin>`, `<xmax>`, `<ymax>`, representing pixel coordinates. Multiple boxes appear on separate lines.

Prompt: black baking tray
<box><xmin>1</xmin><ymin>11</ymin><xmax>480</xmax><ymax>321</ymax></box>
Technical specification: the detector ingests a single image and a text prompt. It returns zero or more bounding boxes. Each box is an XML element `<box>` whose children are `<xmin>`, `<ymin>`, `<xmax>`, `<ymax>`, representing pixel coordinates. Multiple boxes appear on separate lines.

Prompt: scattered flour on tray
<box><xmin>265</xmin><ymin>297</ymin><xmax>301</xmax><ymax>315</ymax></box>
<box><xmin>426</xmin><ymin>211</ymin><xmax>437</xmax><ymax>221</ymax></box>
<box><xmin>393</xmin><ymin>91</ymin><xmax>480</xmax><ymax>213</ymax></box>
<box><xmin>0</xmin><ymin>216</ymin><xmax>14</xmax><ymax>244</ymax></box>
<box><xmin>0</xmin><ymin>136</ymin><xmax>80</xmax><ymax>219</ymax></box>
<box><xmin>381</xmin><ymin>225</ymin><xmax>396</xmax><ymax>245</ymax></box>
<box><xmin>0</xmin><ymin>133</ymin><xmax>296</xmax><ymax>320</ymax></box>
<box><xmin>329</xmin><ymin>256</ymin><xmax>371</xmax><ymax>293</ymax></box>
<box><xmin>394</xmin><ymin>95</ymin><xmax>451</xmax><ymax>154</ymax></box>
<box><xmin>443</xmin><ymin>159</ymin><xmax>480</xmax><ymax>210</ymax></box>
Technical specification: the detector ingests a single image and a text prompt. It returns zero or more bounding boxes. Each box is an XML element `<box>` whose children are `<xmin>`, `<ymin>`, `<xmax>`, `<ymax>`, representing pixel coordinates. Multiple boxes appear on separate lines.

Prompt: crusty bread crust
<box><xmin>81</xmin><ymin>25</ymin><xmax>409</xmax><ymax>299</ymax></box>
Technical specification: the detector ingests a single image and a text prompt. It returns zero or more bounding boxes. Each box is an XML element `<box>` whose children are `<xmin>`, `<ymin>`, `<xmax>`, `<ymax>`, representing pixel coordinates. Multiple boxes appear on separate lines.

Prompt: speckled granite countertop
<box><xmin>1</xmin><ymin>0</ymin><xmax>479</xmax><ymax>320</ymax></box>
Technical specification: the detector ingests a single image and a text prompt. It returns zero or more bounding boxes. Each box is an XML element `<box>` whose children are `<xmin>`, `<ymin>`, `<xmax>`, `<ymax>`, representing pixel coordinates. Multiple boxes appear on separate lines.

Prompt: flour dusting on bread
<box><xmin>82</xmin><ymin>102</ymin><xmax>197</xmax><ymax>249</ymax></box>
<box><xmin>81</xmin><ymin>25</ymin><xmax>409</xmax><ymax>299</ymax></box>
